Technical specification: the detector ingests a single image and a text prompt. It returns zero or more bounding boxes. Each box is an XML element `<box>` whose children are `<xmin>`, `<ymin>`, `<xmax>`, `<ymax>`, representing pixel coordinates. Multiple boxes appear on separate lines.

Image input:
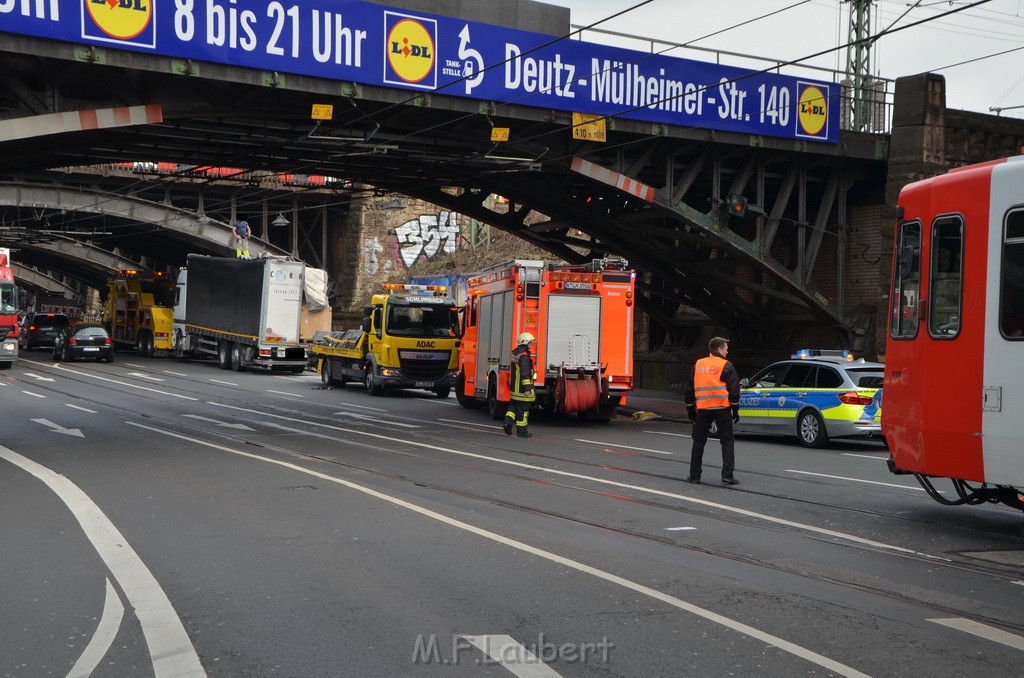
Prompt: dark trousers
<box><xmin>505</xmin><ymin>399</ymin><xmax>531</xmax><ymax>432</ymax></box>
<box><xmin>690</xmin><ymin>408</ymin><xmax>736</xmax><ymax>480</ymax></box>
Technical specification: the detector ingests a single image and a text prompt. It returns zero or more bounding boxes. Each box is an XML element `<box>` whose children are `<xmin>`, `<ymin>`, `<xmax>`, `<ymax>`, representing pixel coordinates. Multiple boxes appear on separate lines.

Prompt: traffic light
<box><xmin>726</xmin><ymin>194</ymin><xmax>748</xmax><ymax>217</ymax></box>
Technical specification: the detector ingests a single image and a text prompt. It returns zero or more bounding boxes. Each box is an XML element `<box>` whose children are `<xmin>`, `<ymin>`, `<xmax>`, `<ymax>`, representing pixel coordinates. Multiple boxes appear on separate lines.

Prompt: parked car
<box><xmin>715</xmin><ymin>349</ymin><xmax>883</xmax><ymax>448</ymax></box>
<box><xmin>19</xmin><ymin>312</ymin><xmax>70</xmax><ymax>350</ymax></box>
<box><xmin>54</xmin><ymin>323</ymin><xmax>114</xmax><ymax>363</ymax></box>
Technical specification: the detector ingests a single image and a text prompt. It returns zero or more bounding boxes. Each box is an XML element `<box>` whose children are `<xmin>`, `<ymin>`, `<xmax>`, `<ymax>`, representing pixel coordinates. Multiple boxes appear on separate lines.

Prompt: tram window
<box><xmin>1000</xmin><ymin>209</ymin><xmax>1024</xmax><ymax>339</ymax></box>
<box><xmin>928</xmin><ymin>215</ymin><xmax>964</xmax><ymax>338</ymax></box>
<box><xmin>890</xmin><ymin>220</ymin><xmax>921</xmax><ymax>339</ymax></box>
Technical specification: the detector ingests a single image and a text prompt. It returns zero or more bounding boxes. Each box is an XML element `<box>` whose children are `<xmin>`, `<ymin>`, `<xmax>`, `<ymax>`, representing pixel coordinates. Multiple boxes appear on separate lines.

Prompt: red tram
<box><xmin>884</xmin><ymin>155</ymin><xmax>1024</xmax><ymax>511</ymax></box>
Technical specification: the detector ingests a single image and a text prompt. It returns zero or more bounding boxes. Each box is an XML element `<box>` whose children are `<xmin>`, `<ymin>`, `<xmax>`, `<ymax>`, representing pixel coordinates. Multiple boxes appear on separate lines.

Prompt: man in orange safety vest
<box><xmin>684</xmin><ymin>336</ymin><xmax>741</xmax><ymax>485</ymax></box>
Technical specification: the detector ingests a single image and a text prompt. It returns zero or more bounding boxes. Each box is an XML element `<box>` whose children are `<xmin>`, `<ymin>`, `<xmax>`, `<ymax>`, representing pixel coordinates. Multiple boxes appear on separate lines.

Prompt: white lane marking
<box><xmin>163</xmin><ymin>371</ymin><xmax>189</xmax><ymax>377</ymax></box>
<box><xmin>66</xmin><ymin>404</ymin><xmax>98</xmax><ymax>413</ymax></box>
<box><xmin>182</xmin><ymin>414</ymin><xmax>255</xmax><ymax>431</ymax></box>
<box><xmin>460</xmin><ymin>635</ymin><xmax>563</xmax><ymax>677</ymax></box>
<box><xmin>665</xmin><ymin>527</ymin><xmax>697</xmax><ymax>531</ymax></box>
<box><xmin>22</xmin><ymin>372</ymin><xmax>55</xmax><ymax>382</ymax></box>
<box><xmin>31</xmin><ymin>418</ymin><xmax>84</xmax><ymax>437</ymax></box>
<box><xmin>842</xmin><ymin>453</ymin><xmax>889</xmax><ymax>461</ymax></box>
<box><xmin>335</xmin><ymin>412</ymin><xmax>419</xmax><ymax>428</ymax></box>
<box><xmin>575</xmin><ymin>439</ymin><xmax>673</xmax><ymax>455</ymax></box>
<box><xmin>642</xmin><ymin>430</ymin><xmax>691</xmax><ymax>438</ymax></box>
<box><xmin>438</xmin><ymin>418</ymin><xmax>498</xmax><ymax>429</ymax></box>
<box><xmin>124</xmin><ymin>363</ymin><xmax>146</xmax><ymax>368</ymax></box>
<box><xmin>334</xmin><ymin>402</ymin><xmax>389</xmax><ymax>412</ymax></box>
<box><xmin>67</xmin><ymin>578</ymin><xmax>125</xmax><ymax>678</ymax></box>
<box><xmin>127</xmin><ymin>372</ymin><xmax>166</xmax><ymax>382</ymax></box>
<box><xmin>22</xmin><ymin>391</ymin><xmax>45</xmax><ymax>398</ymax></box>
<box><xmin>929</xmin><ymin>618</ymin><xmax>1024</xmax><ymax>650</ymax></box>
<box><xmin>786</xmin><ymin>470</ymin><xmax>926</xmax><ymax>491</ymax></box>
<box><xmin>34</xmin><ymin>363</ymin><xmax>197</xmax><ymax>401</ymax></box>
<box><xmin>208</xmin><ymin>402</ymin><xmax>938</xmax><ymax>559</ymax></box>
<box><xmin>208</xmin><ymin>379</ymin><xmax>238</xmax><ymax>386</ymax></box>
<box><xmin>415</xmin><ymin>397</ymin><xmax>459</xmax><ymax>406</ymax></box>
<box><xmin>127</xmin><ymin>422</ymin><xmax>870</xmax><ymax>678</ymax></box>
<box><xmin>266</xmin><ymin>389</ymin><xmax>304</xmax><ymax>398</ymax></box>
<box><xmin>0</xmin><ymin>446</ymin><xmax>205</xmax><ymax>677</ymax></box>
<box><xmin>1013</xmin><ymin>581</ymin><xmax>1024</xmax><ymax>587</ymax></box>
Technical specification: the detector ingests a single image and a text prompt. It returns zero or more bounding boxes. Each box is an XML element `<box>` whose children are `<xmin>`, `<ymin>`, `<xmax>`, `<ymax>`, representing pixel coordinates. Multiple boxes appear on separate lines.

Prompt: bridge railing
<box><xmin>571</xmin><ymin>25</ymin><xmax>894</xmax><ymax>134</ymax></box>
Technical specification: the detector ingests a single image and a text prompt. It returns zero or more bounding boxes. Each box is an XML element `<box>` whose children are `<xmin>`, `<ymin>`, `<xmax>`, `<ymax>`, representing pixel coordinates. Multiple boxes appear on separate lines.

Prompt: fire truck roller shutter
<box><xmin>548</xmin><ymin>295</ymin><xmax>603</xmax><ymax>413</ymax></box>
<box><xmin>546</xmin><ymin>295</ymin><xmax>601</xmax><ymax>368</ymax></box>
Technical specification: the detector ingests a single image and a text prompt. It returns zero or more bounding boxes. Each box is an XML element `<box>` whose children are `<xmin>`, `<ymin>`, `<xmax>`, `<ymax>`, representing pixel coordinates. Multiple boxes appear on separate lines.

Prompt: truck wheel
<box><xmin>454</xmin><ymin>372</ymin><xmax>479</xmax><ymax>409</ymax></box>
<box><xmin>434</xmin><ymin>386</ymin><xmax>450</xmax><ymax>399</ymax></box>
<box><xmin>137</xmin><ymin>332</ymin><xmax>154</xmax><ymax>357</ymax></box>
<box><xmin>218</xmin><ymin>341</ymin><xmax>232</xmax><ymax>370</ymax></box>
<box><xmin>173</xmin><ymin>330</ymin><xmax>186</xmax><ymax>359</ymax></box>
<box><xmin>487</xmin><ymin>375</ymin><xmax>507</xmax><ymax>420</ymax></box>
<box><xmin>230</xmin><ymin>343</ymin><xmax>247</xmax><ymax>372</ymax></box>
<box><xmin>322</xmin><ymin>360</ymin><xmax>345</xmax><ymax>387</ymax></box>
<box><xmin>0</xmin><ymin>361</ymin><xmax>10</xmax><ymax>370</ymax></box>
<box><xmin>364</xmin><ymin>364</ymin><xmax>382</xmax><ymax>396</ymax></box>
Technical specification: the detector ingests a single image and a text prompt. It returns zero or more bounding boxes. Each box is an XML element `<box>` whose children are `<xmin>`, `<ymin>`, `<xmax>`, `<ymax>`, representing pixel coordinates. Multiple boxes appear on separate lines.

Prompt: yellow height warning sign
<box><xmin>572</xmin><ymin>112</ymin><xmax>606</xmax><ymax>142</ymax></box>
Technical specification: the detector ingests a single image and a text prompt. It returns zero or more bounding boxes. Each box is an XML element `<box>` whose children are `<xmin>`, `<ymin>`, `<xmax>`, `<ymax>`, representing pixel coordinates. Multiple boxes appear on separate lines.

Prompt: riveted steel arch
<box><xmin>0</xmin><ymin>183</ymin><xmax>290</xmax><ymax>261</ymax></box>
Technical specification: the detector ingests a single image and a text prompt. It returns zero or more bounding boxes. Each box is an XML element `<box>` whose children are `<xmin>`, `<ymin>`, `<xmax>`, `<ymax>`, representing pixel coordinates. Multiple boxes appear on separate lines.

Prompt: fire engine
<box><xmin>0</xmin><ymin>248</ymin><xmax>19</xmax><ymax>369</ymax></box>
<box><xmin>103</xmin><ymin>270</ymin><xmax>176</xmax><ymax>356</ymax></box>
<box><xmin>456</xmin><ymin>258</ymin><xmax>635</xmax><ymax>421</ymax></box>
<box><xmin>884</xmin><ymin>155</ymin><xmax>1024</xmax><ymax>512</ymax></box>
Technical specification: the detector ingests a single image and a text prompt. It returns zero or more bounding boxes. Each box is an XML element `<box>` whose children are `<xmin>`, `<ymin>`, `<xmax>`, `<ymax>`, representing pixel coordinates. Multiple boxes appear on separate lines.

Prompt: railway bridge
<box><xmin>2</xmin><ymin>0</ymin><xmax>1023</xmax><ymax>371</ymax></box>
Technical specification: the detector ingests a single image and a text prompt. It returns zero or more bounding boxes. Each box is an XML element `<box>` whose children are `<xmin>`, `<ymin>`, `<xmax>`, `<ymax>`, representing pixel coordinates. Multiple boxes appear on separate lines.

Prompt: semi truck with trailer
<box><xmin>311</xmin><ymin>283</ymin><xmax>460</xmax><ymax>397</ymax></box>
<box><xmin>456</xmin><ymin>258</ymin><xmax>636</xmax><ymax>421</ymax></box>
<box><xmin>173</xmin><ymin>254</ymin><xmax>307</xmax><ymax>372</ymax></box>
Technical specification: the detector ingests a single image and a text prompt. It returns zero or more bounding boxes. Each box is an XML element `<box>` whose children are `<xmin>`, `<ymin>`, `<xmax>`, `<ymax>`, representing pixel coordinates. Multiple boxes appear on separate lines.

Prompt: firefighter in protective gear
<box><xmin>684</xmin><ymin>336</ymin><xmax>741</xmax><ymax>484</ymax></box>
<box><xmin>504</xmin><ymin>333</ymin><xmax>537</xmax><ymax>438</ymax></box>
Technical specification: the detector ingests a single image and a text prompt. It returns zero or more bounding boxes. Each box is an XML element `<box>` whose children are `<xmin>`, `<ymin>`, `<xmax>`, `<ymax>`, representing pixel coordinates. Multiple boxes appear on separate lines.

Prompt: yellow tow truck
<box><xmin>103</xmin><ymin>270</ymin><xmax>175</xmax><ymax>356</ymax></box>
<box><xmin>312</xmin><ymin>283</ymin><xmax>460</xmax><ymax>397</ymax></box>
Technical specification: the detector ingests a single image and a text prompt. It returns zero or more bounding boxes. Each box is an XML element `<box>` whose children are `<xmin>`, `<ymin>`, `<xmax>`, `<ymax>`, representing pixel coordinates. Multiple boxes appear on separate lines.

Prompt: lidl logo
<box><xmin>383</xmin><ymin>12</ymin><xmax>437</xmax><ymax>90</ymax></box>
<box><xmin>83</xmin><ymin>0</ymin><xmax>156</xmax><ymax>48</ymax></box>
<box><xmin>796</xmin><ymin>83</ymin><xmax>829</xmax><ymax>140</ymax></box>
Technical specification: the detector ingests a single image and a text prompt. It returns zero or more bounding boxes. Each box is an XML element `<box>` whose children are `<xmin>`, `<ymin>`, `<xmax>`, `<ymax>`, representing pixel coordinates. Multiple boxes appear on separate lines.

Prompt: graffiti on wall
<box><xmin>394</xmin><ymin>211</ymin><xmax>460</xmax><ymax>268</ymax></box>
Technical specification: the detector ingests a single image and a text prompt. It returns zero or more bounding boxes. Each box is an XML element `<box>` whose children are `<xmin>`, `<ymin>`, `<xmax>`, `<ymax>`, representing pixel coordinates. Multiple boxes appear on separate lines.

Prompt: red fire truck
<box><xmin>0</xmin><ymin>248</ymin><xmax>19</xmax><ymax>369</ymax></box>
<box><xmin>456</xmin><ymin>257</ymin><xmax>635</xmax><ymax>422</ymax></box>
<box><xmin>884</xmin><ymin>155</ymin><xmax>1024</xmax><ymax>512</ymax></box>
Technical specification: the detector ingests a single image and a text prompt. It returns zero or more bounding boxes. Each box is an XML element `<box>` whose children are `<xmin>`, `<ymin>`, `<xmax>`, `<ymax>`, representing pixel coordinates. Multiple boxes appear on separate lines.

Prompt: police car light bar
<box><xmin>792</xmin><ymin>348</ymin><xmax>853</xmax><ymax>361</ymax></box>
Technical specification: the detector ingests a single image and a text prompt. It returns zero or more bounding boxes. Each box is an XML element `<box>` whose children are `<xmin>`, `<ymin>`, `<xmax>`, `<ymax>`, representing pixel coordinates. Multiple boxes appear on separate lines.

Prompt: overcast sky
<box><xmin>554</xmin><ymin>0</ymin><xmax>1024</xmax><ymax>119</ymax></box>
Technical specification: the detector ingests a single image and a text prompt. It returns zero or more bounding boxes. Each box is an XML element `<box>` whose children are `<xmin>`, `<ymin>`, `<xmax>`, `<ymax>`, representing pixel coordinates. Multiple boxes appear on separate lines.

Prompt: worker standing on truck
<box><xmin>504</xmin><ymin>332</ymin><xmax>537</xmax><ymax>438</ymax></box>
<box><xmin>232</xmin><ymin>215</ymin><xmax>251</xmax><ymax>259</ymax></box>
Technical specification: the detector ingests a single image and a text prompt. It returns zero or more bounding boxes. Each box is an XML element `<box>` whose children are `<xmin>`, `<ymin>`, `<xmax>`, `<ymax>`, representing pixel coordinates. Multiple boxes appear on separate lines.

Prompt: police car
<box><xmin>718</xmin><ymin>349</ymin><xmax>883</xmax><ymax>448</ymax></box>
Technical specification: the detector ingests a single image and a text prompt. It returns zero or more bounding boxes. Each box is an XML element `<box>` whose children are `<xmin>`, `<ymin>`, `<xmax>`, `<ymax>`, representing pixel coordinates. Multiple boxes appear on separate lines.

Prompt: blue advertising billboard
<box><xmin>0</xmin><ymin>1</ymin><xmax>839</xmax><ymax>143</ymax></box>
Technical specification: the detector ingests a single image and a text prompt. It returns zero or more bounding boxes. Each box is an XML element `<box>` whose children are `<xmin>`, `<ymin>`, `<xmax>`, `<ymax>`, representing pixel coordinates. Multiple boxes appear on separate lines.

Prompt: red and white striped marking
<box><xmin>570</xmin><ymin>156</ymin><xmax>656</xmax><ymax>202</ymax></box>
<box><xmin>0</xmin><ymin>104</ymin><xmax>163</xmax><ymax>143</ymax></box>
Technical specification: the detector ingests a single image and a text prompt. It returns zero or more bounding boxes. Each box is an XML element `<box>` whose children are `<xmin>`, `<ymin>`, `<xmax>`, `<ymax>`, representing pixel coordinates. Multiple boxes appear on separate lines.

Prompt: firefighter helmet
<box><xmin>517</xmin><ymin>332</ymin><xmax>536</xmax><ymax>345</ymax></box>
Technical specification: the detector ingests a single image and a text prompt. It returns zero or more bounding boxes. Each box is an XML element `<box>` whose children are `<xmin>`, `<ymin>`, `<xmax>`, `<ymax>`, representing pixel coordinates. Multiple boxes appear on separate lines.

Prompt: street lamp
<box><xmin>272</xmin><ymin>212</ymin><xmax>289</xmax><ymax>227</ymax></box>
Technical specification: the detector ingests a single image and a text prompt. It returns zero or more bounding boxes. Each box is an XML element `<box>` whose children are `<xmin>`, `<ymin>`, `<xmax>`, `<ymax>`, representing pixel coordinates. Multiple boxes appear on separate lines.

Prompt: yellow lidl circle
<box><xmin>86</xmin><ymin>0</ymin><xmax>153</xmax><ymax>40</ymax></box>
<box><xmin>387</xmin><ymin>19</ymin><xmax>435</xmax><ymax>83</ymax></box>
<box><xmin>798</xmin><ymin>86</ymin><xmax>827</xmax><ymax>136</ymax></box>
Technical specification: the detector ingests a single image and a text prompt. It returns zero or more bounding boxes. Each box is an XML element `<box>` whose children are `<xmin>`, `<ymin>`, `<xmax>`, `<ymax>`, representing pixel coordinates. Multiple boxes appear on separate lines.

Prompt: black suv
<box><xmin>20</xmin><ymin>312</ymin><xmax>71</xmax><ymax>350</ymax></box>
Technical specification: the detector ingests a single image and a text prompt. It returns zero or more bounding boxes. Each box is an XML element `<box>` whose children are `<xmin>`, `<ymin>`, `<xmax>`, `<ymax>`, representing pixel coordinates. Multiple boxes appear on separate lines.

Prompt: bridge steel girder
<box><xmin>10</xmin><ymin>264</ymin><xmax>85</xmax><ymax>301</ymax></box>
<box><xmin>11</xmin><ymin>240</ymin><xmax>155</xmax><ymax>290</ymax></box>
<box><xmin>0</xmin><ymin>183</ymin><xmax>291</xmax><ymax>278</ymax></box>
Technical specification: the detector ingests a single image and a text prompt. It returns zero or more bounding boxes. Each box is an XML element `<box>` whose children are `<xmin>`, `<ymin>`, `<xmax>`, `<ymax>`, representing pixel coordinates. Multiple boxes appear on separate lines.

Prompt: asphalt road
<box><xmin>2</xmin><ymin>350</ymin><xmax>1023</xmax><ymax>678</ymax></box>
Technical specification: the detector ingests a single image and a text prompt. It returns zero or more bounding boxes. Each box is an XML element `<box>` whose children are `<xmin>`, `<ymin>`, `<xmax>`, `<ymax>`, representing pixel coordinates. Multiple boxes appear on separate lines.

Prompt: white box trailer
<box><xmin>173</xmin><ymin>255</ymin><xmax>306</xmax><ymax>372</ymax></box>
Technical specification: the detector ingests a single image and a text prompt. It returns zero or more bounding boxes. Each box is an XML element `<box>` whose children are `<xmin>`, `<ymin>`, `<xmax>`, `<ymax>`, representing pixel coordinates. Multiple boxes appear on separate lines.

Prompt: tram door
<box><xmin>982</xmin><ymin>162</ymin><xmax>1024</xmax><ymax>487</ymax></box>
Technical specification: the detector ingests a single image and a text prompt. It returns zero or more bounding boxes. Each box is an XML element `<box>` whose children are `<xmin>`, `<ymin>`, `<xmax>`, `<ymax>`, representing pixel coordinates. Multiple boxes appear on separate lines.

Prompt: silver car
<box><xmin>717</xmin><ymin>351</ymin><xmax>884</xmax><ymax>448</ymax></box>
